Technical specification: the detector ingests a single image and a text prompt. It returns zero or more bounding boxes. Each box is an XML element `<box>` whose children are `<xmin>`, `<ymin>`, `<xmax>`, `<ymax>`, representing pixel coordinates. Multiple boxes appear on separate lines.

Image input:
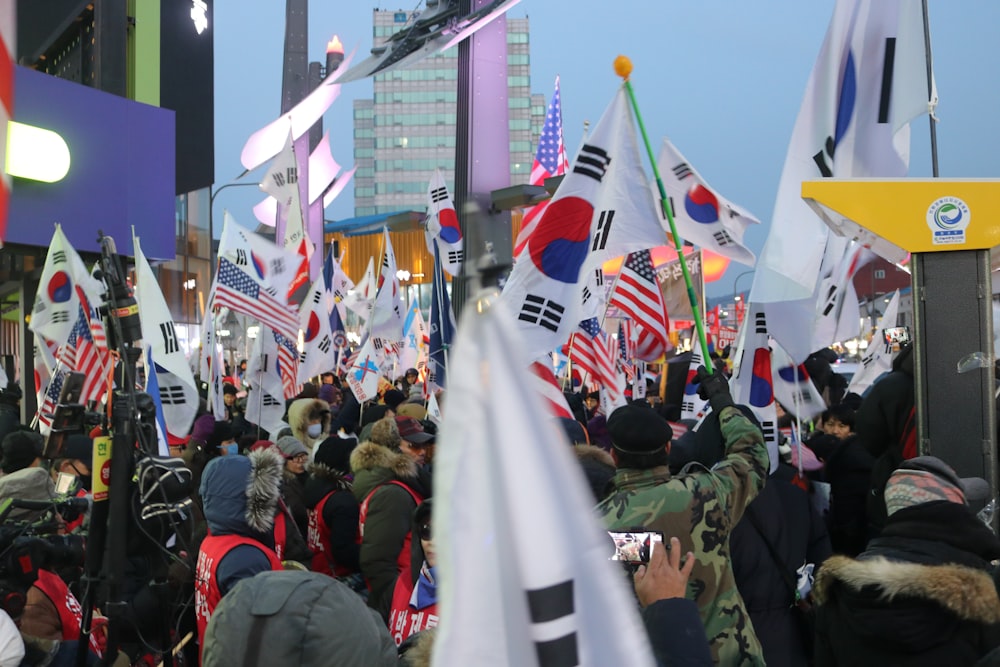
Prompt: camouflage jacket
<box><xmin>596</xmin><ymin>406</ymin><xmax>770</xmax><ymax>666</ymax></box>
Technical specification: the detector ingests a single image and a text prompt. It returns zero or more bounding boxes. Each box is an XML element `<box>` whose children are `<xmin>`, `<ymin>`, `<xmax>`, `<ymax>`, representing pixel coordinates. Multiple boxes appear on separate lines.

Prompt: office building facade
<box><xmin>353</xmin><ymin>10</ymin><xmax>544</xmax><ymax>217</ymax></box>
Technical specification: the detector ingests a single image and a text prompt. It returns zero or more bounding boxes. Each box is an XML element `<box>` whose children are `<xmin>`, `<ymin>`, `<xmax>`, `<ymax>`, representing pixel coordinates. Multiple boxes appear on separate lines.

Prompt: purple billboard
<box><xmin>7</xmin><ymin>66</ymin><xmax>176</xmax><ymax>259</ymax></box>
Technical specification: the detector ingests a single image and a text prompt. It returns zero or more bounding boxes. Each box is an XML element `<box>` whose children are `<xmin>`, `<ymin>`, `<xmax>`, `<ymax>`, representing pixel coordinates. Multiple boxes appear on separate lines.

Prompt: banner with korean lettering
<box><xmin>655</xmin><ymin>251</ymin><xmax>703</xmax><ymax>330</ymax></box>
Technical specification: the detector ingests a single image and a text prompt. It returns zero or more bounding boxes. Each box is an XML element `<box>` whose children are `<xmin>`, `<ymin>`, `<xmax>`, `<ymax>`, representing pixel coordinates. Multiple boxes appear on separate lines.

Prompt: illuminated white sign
<box><xmin>191</xmin><ymin>0</ymin><xmax>208</xmax><ymax>35</ymax></box>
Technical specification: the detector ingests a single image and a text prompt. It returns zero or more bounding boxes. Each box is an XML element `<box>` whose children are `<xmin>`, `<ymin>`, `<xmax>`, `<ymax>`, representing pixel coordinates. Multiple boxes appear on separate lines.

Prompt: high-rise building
<box><xmin>352</xmin><ymin>10</ymin><xmax>544</xmax><ymax>217</ymax></box>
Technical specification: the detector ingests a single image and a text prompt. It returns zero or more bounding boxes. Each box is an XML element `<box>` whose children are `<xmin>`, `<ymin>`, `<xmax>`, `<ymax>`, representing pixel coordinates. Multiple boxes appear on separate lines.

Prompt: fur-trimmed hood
<box><xmin>350</xmin><ymin>440</ymin><xmax>419</xmax><ymax>500</ymax></box>
<box><xmin>303</xmin><ymin>462</ymin><xmax>354</xmax><ymax>507</ymax></box>
<box><xmin>288</xmin><ymin>398</ymin><xmax>332</xmax><ymax>449</ymax></box>
<box><xmin>200</xmin><ymin>448</ymin><xmax>285</xmax><ymax>537</ymax></box>
<box><xmin>813</xmin><ymin>554</ymin><xmax>1000</xmax><ymax>625</ymax></box>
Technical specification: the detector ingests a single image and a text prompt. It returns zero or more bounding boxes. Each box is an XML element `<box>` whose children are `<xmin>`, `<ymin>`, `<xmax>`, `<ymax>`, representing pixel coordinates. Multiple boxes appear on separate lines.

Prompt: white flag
<box><xmin>424</xmin><ymin>168</ymin><xmax>464</xmax><ymax>277</ymax></box>
<box><xmin>30</xmin><ymin>225</ymin><xmax>102</xmax><ymax>345</ymax></box>
<box><xmin>656</xmin><ymin>137</ymin><xmax>760</xmax><ymax>266</ymax></box>
<box><xmin>297</xmin><ymin>276</ymin><xmax>337</xmax><ymax>384</ymax></box>
<box><xmin>245</xmin><ymin>331</ymin><xmax>291</xmax><ymax>437</ymax></box>
<box><xmin>848</xmin><ymin>290</ymin><xmax>901</xmax><ymax>394</ymax></box>
<box><xmin>729</xmin><ymin>303</ymin><xmax>779</xmax><ymax>473</ymax></box>
<box><xmin>343</xmin><ymin>257</ymin><xmax>376</xmax><ymax>322</ymax></box>
<box><xmin>501</xmin><ymin>86</ymin><xmax>668</xmax><ymax>365</ymax></box>
<box><xmin>432</xmin><ymin>297</ymin><xmax>655</xmax><ymax>667</ymax></box>
<box><xmin>200</xmin><ymin>306</ymin><xmax>226</xmax><ymax>421</ymax></box>
<box><xmin>753</xmin><ymin>0</ymin><xmax>931</xmax><ymax>361</ymax></box>
<box><xmin>425</xmin><ymin>391</ymin><xmax>442</xmax><ymax>425</ymax></box>
<box><xmin>371</xmin><ymin>228</ymin><xmax>404</xmax><ymax>343</ymax></box>
<box><xmin>345</xmin><ymin>338</ymin><xmax>381</xmax><ymax>403</ymax></box>
<box><xmin>260</xmin><ymin>130</ymin><xmax>311</xmax><ymax>298</ymax></box>
<box><xmin>398</xmin><ymin>300</ymin><xmax>428</xmax><ymax>375</ymax></box>
<box><xmin>134</xmin><ymin>236</ymin><xmax>199</xmax><ymax>439</ymax></box>
<box><xmin>680</xmin><ymin>346</ymin><xmax>710</xmax><ymax>423</ymax></box>
<box><xmin>771</xmin><ymin>344</ymin><xmax>827</xmax><ymax>422</ymax></box>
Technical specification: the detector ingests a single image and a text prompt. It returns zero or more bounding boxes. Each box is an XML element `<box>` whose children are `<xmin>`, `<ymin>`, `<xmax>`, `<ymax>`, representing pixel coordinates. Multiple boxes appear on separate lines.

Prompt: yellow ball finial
<box><xmin>614</xmin><ymin>55</ymin><xmax>633</xmax><ymax>79</ymax></box>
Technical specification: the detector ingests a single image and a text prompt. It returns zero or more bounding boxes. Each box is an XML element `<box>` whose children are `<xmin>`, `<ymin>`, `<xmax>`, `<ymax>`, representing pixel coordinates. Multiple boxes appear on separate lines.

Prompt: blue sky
<box><xmin>214</xmin><ymin>1</ymin><xmax>1000</xmax><ymax>296</ymax></box>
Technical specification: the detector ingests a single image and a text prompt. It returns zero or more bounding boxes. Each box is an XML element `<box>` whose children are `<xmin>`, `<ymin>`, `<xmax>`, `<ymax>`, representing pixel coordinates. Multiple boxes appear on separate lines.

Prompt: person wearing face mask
<box><xmin>288</xmin><ymin>397</ymin><xmax>332</xmax><ymax>455</ymax></box>
<box><xmin>50</xmin><ymin>434</ymin><xmax>93</xmax><ymax>533</ymax></box>
<box><xmin>210</xmin><ymin>421</ymin><xmax>239</xmax><ymax>457</ymax></box>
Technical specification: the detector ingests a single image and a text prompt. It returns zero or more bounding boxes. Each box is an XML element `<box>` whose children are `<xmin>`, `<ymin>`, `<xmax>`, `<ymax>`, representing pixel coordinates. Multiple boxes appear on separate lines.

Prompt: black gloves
<box><xmin>695</xmin><ymin>365</ymin><xmax>734</xmax><ymax>413</ymax></box>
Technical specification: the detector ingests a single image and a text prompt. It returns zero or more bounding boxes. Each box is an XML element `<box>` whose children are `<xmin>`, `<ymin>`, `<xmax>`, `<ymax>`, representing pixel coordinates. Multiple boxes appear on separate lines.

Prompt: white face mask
<box><xmin>307</xmin><ymin>423</ymin><xmax>323</xmax><ymax>438</ymax></box>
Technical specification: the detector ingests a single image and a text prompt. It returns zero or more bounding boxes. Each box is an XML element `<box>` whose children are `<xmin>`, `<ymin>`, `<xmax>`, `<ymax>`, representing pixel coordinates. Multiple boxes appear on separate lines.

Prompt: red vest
<box><xmin>34</xmin><ymin>569</ymin><xmax>103</xmax><ymax>657</ymax></box>
<box><xmin>195</xmin><ymin>534</ymin><xmax>282</xmax><ymax>655</ymax></box>
<box><xmin>359</xmin><ymin>480</ymin><xmax>423</xmax><ymax>579</ymax></box>
<box><xmin>273</xmin><ymin>510</ymin><xmax>288</xmax><ymax>561</ymax></box>
<box><xmin>388</xmin><ymin>562</ymin><xmax>438</xmax><ymax>646</ymax></box>
<box><xmin>307</xmin><ymin>488</ymin><xmax>361</xmax><ymax>577</ymax></box>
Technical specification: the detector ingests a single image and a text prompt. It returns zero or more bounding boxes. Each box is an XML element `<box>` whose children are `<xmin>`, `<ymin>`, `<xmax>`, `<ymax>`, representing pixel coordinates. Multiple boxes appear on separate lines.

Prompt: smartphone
<box><xmin>882</xmin><ymin>326</ymin><xmax>911</xmax><ymax>347</ymax></box>
<box><xmin>608</xmin><ymin>530</ymin><xmax>664</xmax><ymax>564</ymax></box>
<box><xmin>55</xmin><ymin>472</ymin><xmax>77</xmax><ymax>495</ymax></box>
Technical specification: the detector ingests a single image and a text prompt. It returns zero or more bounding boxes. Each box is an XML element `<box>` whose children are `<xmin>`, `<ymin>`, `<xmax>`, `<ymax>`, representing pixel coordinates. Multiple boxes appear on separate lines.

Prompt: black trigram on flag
<box><xmin>820</xmin><ymin>284</ymin><xmax>838</xmax><ymax>317</ymax></box>
<box><xmin>755</xmin><ymin>311</ymin><xmax>767</xmax><ymax>335</ymax></box>
<box><xmin>518</xmin><ymin>294</ymin><xmax>564</xmax><ymax>333</ymax></box>
<box><xmin>311</xmin><ymin>289</ymin><xmax>323</xmax><ymax>305</ymax></box>
<box><xmin>52</xmin><ymin>250</ymin><xmax>67</xmax><ymax>264</ymax></box>
<box><xmin>373</xmin><ymin>338</ymin><xmax>385</xmax><ymax>351</ymax></box>
<box><xmin>318</xmin><ymin>335</ymin><xmax>332</xmax><ymax>354</ymax></box>
<box><xmin>160</xmin><ymin>321</ymin><xmax>180</xmax><ymax>355</ymax></box>
<box><xmin>526</xmin><ymin>580</ymin><xmax>579</xmax><ymax>667</ymax></box>
<box><xmin>160</xmin><ymin>385</ymin><xmax>187</xmax><ymax>405</ymax></box>
<box><xmin>572</xmin><ymin>144</ymin><xmax>611</xmax><ymax>182</ymax></box>
<box><xmin>592</xmin><ymin>210</ymin><xmax>614</xmax><ymax>252</ymax></box>
<box><xmin>682</xmin><ymin>399</ymin><xmax>696</xmax><ymax>413</ymax></box>
<box><xmin>672</xmin><ymin>162</ymin><xmax>693</xmax><ymax>180</ymax></box>
<box><xmin>594</xmin><ymin>268</ymin><xmax>604</xmax><ymax>288</ymax></box>
<box><xmin>262</xmin><ymin>393</ymin><xmax>282</xmax><ymax>407</ymax></box>
<box><xmin>581</xmin><ymin>285</ymin><xmax>593</xmax><ymax>306</ymax></box>
<box><xmin>861</xmin><ymin>355</ymin><xmax>875</xmax><ymax>369</ymax></box>
<box><xmin>430</xmin><ymin>186</ymin><xmax>449</xmax><ymax>204</ymax></box>
<box><xmin>447</xmin><ymin>250</ymin><xmax>464</xmax><ymax>265</ymax></box>
<box><xmin>51</xmin><ymin>310</ymin><xmax>70</xmax><ymax>324</ymax></box>
<box><xmin>235</xmin><ymin>249</ymin><xmax>248</xmax><ymax>266</ymax></box>
<box><xmin>713</xmin><ymin>230</ymin><xmax>734</xmax><ymax>247</ymax></box>
<box><xmin>761</xmin><ymin>419</ymin><xmax>776</xmax><ymax>444</ymax></box>
<box><xmin>271</xmin><ymin>258</ymin><xmax>285</xmax><ymax>275</ymax></box>
<box><xmin>271</xmin><ymin>167</ymin><xmax>297</xmax><ymax>187</ymax></box>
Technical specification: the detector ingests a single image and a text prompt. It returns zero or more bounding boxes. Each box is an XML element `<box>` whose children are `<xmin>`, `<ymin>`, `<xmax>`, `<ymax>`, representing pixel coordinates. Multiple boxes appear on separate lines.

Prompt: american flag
<box><xmin>609</xmin><ymin>250</ymin><xmax>670</xmax><ymax>362</ymax></box>
<box><xmin>617</xmin><ymin>321</ymin><xmax>635</xmax><ymax>382</ymax></box>
<box><xmin>562</xmin><ymin>318</ymin><xmax>616</xmax><ymax>391</ymax></box>
<box><xmin>214</xmin><ymin>257</ymin><xmax>300</xmax><ymax>341</ymax></box>
<box><xmin>273</xmin><ymin>330</ymin><xmax>300</xmax><ymax>400</ymax></box>
<box><xmin>38</xmin><ymin>368</ymin><xmax>64</xmax><ymax>433</ymax></box>
<box><xmin>512</xmin><ymin>77</ymin><xmax>568</xmax><ymax>258</ymax></box>
<box><xmin>57</xmin><ymin>303</ymin><xmax>109</xmax><ymax>404</ymax></box>
<box><xmin>529</xmin><ymin>359</ymin><xmax>573</xmax><ymax>420</ymax></box>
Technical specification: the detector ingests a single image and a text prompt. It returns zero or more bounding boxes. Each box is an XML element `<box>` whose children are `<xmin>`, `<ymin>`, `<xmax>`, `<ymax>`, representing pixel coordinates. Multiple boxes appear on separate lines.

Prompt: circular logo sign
<box><xmin>926</xmin><ymin>196</ymin><xmax>971</xmax><ymax>246</ymax></box>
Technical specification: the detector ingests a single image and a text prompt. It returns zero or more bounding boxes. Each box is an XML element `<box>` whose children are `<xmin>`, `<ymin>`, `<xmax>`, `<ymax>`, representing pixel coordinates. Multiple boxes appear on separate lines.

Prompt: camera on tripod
<box><xmin>0</xmin><ymin>497</ymin><xmax>89</xmax><ymax>621</ymax></box>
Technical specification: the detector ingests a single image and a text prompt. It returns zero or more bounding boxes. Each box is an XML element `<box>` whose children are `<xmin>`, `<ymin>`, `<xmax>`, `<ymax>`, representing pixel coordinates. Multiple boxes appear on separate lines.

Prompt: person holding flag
<box><xmin>596</xmin><ymin>368</ymin><xmax>770</xmax><ymax>665</ymax></box>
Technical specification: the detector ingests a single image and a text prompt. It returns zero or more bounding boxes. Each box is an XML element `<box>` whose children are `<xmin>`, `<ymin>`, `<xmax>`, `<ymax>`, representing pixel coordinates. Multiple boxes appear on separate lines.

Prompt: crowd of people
<box><xmin>0</xmin><ymin>341</ymin><xmax>996</xmax><ymax>666</ymax></box>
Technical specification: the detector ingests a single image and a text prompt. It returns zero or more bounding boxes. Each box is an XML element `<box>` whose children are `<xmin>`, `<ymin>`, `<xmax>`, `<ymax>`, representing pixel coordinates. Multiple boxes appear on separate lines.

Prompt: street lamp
<box><xmin>208</xmin><ymin>180</ymin><xmax>260</xmax><ymax>277</ymax></box>
<box><xmin>731</xmin><ymin>270</ymin><xmax>754</xmax><ymax>327</ymax></box>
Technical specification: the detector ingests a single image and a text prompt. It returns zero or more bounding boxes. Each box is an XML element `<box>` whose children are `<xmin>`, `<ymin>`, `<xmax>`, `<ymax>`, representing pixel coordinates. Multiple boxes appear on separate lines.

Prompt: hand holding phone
<box><xmin>608</xmin><ymin>530</ymin><xmax>663</xmax><ymax>565</ymax></box>
<box><xmin>633</xmin><ymin>536</ymin><xmax>695</xmax><ymax>608</ymax></box>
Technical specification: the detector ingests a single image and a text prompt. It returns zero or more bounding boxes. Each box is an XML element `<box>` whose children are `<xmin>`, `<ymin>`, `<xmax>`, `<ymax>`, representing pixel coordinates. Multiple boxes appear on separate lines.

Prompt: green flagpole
<box><xmin>615</xmin><ymin>55</ymin><xmax>714</xmax><ymax>373</ymax></box>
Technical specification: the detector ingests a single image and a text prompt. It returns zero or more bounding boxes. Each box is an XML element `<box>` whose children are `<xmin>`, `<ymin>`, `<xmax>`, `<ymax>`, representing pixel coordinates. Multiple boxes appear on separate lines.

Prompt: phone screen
<box><xmin>608</xmin><ymin>531</ymin><xmax>664</xmax><ymax>564</ymax></box>
<box><xmin>882</xmin><ymin>326</ymin><xmax>911</xmax><ymax>352</ymax></box>
<box><xmin>55</xmin><ymin>472</ymin><xmax>76</xmax><ymax>495</ymax></box>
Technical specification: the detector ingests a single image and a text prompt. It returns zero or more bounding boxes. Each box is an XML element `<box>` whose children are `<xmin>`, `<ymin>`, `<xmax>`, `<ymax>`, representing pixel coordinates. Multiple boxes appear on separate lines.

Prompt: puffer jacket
<box><xmin>350</xmin><ymin>441</ymin><xmax>430</xmax><ymax>621</ymax></box>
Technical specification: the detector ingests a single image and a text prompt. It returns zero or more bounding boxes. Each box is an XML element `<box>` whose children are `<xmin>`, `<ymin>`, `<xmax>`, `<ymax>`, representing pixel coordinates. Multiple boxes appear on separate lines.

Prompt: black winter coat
<box><xmin>730</xmin><ymin>470</ymin><xmax>833</xmax><ymax>667</ymax></box>
<box><xmin>813</xmin><ymin>501</ymin><xmax>1000</xmax><ymax>666</ymax></box>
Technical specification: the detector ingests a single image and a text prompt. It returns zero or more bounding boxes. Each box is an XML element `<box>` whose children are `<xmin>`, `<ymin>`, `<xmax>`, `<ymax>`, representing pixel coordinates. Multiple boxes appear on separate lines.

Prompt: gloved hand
<box><xmin>695</xmin><ymin>365</ymin><xmax>734</xmax><ymax>412</ymax></box>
